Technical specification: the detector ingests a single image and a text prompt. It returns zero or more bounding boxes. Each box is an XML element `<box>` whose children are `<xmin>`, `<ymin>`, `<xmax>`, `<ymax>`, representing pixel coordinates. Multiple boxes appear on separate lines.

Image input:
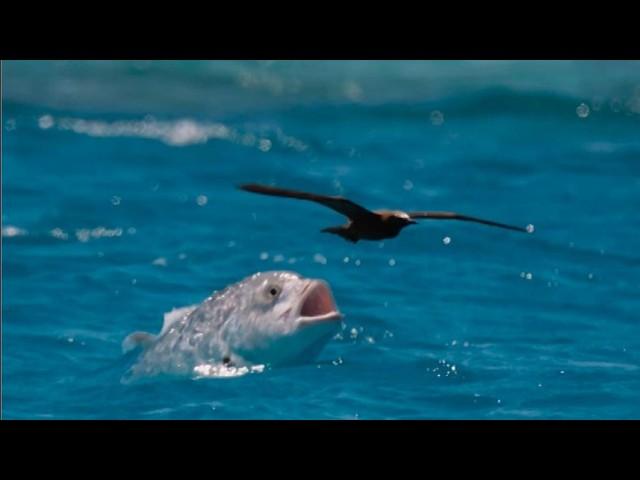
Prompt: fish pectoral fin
<box><xmin>161</xmin><ymin>304</ymin><xmax>198</xmax><ymax>334</ymax></box>
<box><xmin>122</xmin><ymin>331</ymin><xmax>156</xmax><ymax>354</ymax></box>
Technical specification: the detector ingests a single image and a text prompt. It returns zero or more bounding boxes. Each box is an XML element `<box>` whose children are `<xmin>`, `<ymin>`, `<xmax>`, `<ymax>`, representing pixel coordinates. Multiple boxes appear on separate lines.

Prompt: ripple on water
<box><xmin>5</xmin><ymin>61</ymin><xmax>640</xmax><ymax>419</ymax></box>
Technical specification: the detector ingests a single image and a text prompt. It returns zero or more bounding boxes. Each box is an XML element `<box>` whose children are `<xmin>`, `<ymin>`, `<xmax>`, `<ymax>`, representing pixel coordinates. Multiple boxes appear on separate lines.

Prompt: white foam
<box><xmin>56</xmin><ymin>117</ymin><xmax>231</xmax><ymax>146</ymax></box>
<box><xmin>50</xmin><ymin>228</ymin><xmax>69</xmax><ymax>240</ymax></box>
<box><xmin>75</xmin><ymin>227</ymin><xmax>123</xmax><ymax>242</ymax></box>
<box><xmin>1</xmin><ymin>225</ymin><xmax>28</xmax><ymax>237</ymax></box>
<box><xmin>43</xmin><ymin>115</ymin><xmax>308</xmax><ymax>152</ymax></box>
<box><xmin>193</xmin><ymin>363</ymin><xmax>265</xmax><ymax>379</ymax></box>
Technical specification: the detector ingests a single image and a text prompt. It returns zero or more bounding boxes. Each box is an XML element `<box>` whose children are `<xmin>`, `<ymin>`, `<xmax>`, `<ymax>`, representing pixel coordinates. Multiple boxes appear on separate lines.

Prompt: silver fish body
<box><xmin>123</xmin><ymin>271</ymin><xmax>342</xmax><ymax>380</ymax></box>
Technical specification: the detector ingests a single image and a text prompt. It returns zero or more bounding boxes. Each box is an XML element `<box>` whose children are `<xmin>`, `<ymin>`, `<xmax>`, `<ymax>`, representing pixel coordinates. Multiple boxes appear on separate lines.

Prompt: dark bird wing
<box><xmin>240</xmin><ymin>183</ymin><xmax>377</xmax><ymax>221</ymax></box>
<box><xmin>408</xmin><ymin>211</ymin><xmax>528</xmax><ymax>233</ymax></box>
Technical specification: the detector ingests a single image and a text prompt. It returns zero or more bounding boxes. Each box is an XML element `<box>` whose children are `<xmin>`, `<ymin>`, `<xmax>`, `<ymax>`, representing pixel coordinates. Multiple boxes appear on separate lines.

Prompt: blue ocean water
<box><xmin>2</xmin><ymin>60</ymin><xmax>640</xmax><ymax>419</ymax></box>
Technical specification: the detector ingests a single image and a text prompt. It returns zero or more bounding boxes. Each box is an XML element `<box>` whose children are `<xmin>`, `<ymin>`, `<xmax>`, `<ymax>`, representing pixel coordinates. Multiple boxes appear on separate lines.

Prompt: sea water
<box><xmin>2</xmin><ymin>60</ymin><xmax>640</xmax><ymax>419</ymax></box>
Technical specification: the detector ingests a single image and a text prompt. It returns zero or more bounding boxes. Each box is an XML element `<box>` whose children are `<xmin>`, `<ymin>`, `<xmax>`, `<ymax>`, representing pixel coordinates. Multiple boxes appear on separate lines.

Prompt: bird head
<box><xmin>379</xmin><ymin>211</ymin><xmax>417</xmax><ymax>227</ymax></box>
<box><xmin>392</xmin><ymin>211</ymin><xmax>418</xmax><ymax>226</ymax></box>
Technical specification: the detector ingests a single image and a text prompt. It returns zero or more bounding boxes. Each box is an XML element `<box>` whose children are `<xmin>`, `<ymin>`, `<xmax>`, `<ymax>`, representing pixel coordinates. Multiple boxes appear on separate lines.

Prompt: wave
<box><xmin>34</xmin><ymin>114</ymin><xmax>308</xmax><ymax>151</ymax></box>
<box><xmin>1</xmin><ymin>224</ymin><xmax>136</xmax><ymax>242</ymax></box>
<box><xmin>5</xmin><ymin>61</ymin><xmax>640</xmax><ymax>118</ymax></box>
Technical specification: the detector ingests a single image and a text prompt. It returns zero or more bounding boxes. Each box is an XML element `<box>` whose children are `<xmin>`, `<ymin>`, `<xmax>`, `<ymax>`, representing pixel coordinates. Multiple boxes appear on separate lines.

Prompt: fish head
<box><xmin>226</xmin><ymin>271</ymin><xmax>343</xmax><ymax>366</ymax></box>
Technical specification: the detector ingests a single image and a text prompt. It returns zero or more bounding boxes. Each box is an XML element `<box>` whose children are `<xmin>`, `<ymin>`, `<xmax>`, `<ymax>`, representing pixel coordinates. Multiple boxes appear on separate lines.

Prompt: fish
<box><xmin>122</xmin><ymin>271</ymin><xmax>342</xmax><ymax>381</ymax></box>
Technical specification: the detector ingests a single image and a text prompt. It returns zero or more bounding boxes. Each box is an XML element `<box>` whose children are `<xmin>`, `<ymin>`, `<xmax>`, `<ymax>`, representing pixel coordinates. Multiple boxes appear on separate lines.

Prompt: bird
<box><xmin>239</xmin><ymin>183</ymin><xmax>532</xmax><ymax>243</ymax></box>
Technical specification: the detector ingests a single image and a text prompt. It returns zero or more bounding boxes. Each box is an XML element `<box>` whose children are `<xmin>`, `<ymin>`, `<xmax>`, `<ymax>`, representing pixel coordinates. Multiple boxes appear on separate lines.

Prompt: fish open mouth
<box><xmin>297</xmin><ymin>281</ymin><xmax>342</xmax><ymax>326</ymax></box>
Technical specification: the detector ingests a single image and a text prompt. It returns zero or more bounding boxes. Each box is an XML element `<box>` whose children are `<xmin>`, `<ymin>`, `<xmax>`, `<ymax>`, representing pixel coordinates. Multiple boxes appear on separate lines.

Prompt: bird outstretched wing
<box><xmin>408</xmin><ymin>211</ymin><xmax>528</xmax><ymax>232</ymax></box>
<box><xmin>240</xmin><ymin>183</ymin><xmax>378</xmax><ymax>221</ymax></box>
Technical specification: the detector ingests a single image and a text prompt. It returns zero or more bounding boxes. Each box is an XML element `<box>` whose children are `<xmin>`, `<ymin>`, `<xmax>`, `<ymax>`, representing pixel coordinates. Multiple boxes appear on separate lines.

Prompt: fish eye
<box><xmin>267</xmin><ymin>285</ymin><xmax>280</xmax><ymax>298</ymax></box>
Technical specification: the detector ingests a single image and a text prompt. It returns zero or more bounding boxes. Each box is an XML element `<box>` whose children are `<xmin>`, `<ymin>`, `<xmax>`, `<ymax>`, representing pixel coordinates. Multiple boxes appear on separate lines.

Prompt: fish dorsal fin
<box><xmin>161</xmin><ymin>304</ymin><xmax>198</xmax><ymax>335</ymax></box>
<box><xmin>122</xmin><ymin>331</ymin><xmax>156</xmax><ymax>354</ymax></box>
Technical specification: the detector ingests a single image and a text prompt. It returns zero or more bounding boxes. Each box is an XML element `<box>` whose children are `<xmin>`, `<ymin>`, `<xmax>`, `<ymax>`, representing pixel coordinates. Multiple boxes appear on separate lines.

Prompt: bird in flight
<box><xmin>240</xmin><ymin>183</ymin><xmax>533</xmax><ymax>243</ymax></box>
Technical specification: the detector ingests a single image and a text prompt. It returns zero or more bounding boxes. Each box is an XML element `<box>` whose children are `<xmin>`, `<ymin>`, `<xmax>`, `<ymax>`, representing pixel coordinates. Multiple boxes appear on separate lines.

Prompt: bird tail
<box><xmin>321</xmin><ymin>226</ymin><xmax>358</xmax><ymax>243</ymax></box>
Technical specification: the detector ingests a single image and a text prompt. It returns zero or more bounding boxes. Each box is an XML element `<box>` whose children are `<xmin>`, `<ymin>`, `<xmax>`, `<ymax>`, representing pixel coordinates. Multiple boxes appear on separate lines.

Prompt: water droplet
<box><xmin>576</xmin><ymin>102</ymin><xmax>590</xmax><ymax>118</ymax></box>
<box><xmin>525</xmin><ymin>272</ymin><xmax>533</xmax><ymax>280</ymax></box>
<box><xmin>38</xmin><ymin>114</ymin><xmax>54</xmax><ymax>129</ymax></box>
<box><xmin>258</xmin><ymin>139</ymin><xmax>272</xmax><ymax>152</ymax></box>
<box><xmin>131</xmin><ymin>278</ymin><xmax>138</xmax><ymax>285</ymax></box>
<box><xmin>343</xmin><ymin>81</ymin><xmax>363</xmax><ymax>101</ymax></box>
<box><xmin>259</xmin><ymin>252</ymin><xmax>269</xmax><ymax>260</ymax></box>
<box><xmin>403</xmin><ymin>179</ymin><xmax>414</xmax><ymax>191</ymax></box>
<box><xmin>355</xmin><ymin>259</ymin><xmax>361</xmax><ymax>266</ymax></box>
<box><xmin>152</xmin><ymin>257</ymin><xmax>167</xmax><ymax>267</ymax></box>
<box><xmin>587</xmin><ymin>273</ymin><xmax>594</xmax><ymax>280</ymax></box>
<box><xmin>430</xmin><ymin>110</ymin><xmax>444</xmax><ymax>126</ymax></box>
<box><xmin>196</xmin><ymin>195</ymin><xmax>208</xmax><ymax>206</ymax></box>
<box><xmin>178</xmin><ymin>253</ymin><xmax>187</xmax><ymax>260</ymax></box>
<box><xmin>313</xmin><ymin>253</ymin><xmax>327</xmax><ymax>265</ymax></box>
<box><xmin>526</xmin><ymin>224</ymin><xmax>535</xmax><ymax>233</ymax></box>
<box><xmin>463</xmin><ymin>341</ymin><xmax>469</xmax><ymax>347</ymax></box>
<box><xmin>5</xmin><ymin>119</ymin><xmax>16</xmax><ymax>131</ymax></box>
<box><xmin>343</xmin><ymin>256</ymin><xmax>350</xmax><ymax>263</ymax></box>
<box><xmin>273</xmin><ymin>254</ymin><xmax>285</xmax><ymax>263</ymax></box>
<box><xmin>127</xmin><ymin>227</ymin><xmax>137</xmax><ymax>235</ymax></box>
<box><xmin>50</xmin><ymin>228</ymin><xmax>68</xmax><ymax>240</ymax></box>
<box><xmin>111</xmin><ymin>196</ymin><xmax>121</xmax><ymax>206</ymax></box>
<box><xmin>388</xmin><ymin>258</ymin><xmax>396</xmax><ymax>267</ymax></box>
<box><xmin>442</xmin><ymin>236</ymin><xmax>451</xmax><ymax>245</ymax></box>
<box><xmin>75</xmin><ymin>229</ymin><xmax>90</xmax><ymax>242</ymax></box>
<box><xmin>560</xmin><ymin>370</ymin><xmax>565</xmax><ymax>375</ymax></box>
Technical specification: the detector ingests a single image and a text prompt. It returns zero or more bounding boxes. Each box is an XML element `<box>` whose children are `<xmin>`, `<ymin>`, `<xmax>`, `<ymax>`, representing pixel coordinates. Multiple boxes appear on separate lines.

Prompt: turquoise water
<box><xmin>3</xmin><ymin>60</ymin><xmax>640</xmax><ymax>419</ymax></box>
